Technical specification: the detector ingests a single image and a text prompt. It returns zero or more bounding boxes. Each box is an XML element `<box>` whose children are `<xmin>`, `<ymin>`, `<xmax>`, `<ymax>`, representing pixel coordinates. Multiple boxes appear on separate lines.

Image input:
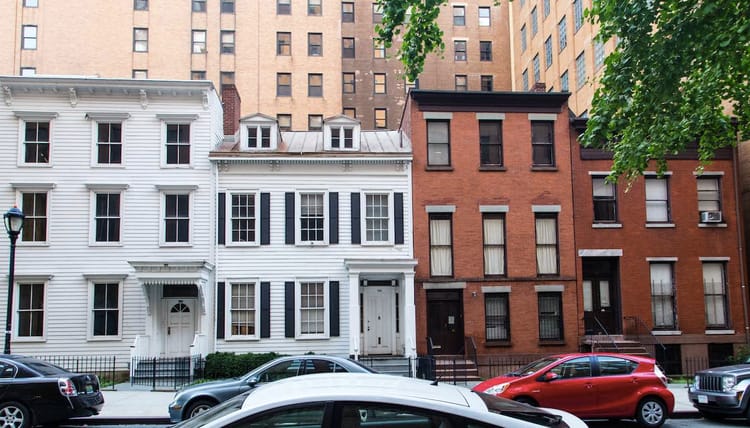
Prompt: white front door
<box><xmin>363</xmin><ymin>286</ymin><xmax>395</xmax><ymax>355</ymax></box>
<box><xmin>165</xmin><ymin>298</ymin><xmax>195</xmax><ymax>357</ymax></box>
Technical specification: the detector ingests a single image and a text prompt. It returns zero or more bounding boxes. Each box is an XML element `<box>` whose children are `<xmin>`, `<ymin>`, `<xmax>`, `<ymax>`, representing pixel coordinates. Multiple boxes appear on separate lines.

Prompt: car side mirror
<box><xmin>542</xmin><ymin>372</ymin><xmax>559</xmax><ymax>382</ymax></box>
<box><xmin>247</xmin><ymin>375</ymin><xmax>260</xmax><ymax>386</ymax></box>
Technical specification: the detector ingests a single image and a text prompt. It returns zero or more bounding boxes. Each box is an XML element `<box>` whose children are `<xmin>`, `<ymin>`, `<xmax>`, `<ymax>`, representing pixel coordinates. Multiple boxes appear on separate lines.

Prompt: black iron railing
<box><xmin>130</xmin><ymin>355</ymin><xmax>205</xmax><ymax>390</ymax></box>
<box><xmin>32</xmin><ymin>354</ymin><xmax>120</xmax><ymax>390</ymax></box>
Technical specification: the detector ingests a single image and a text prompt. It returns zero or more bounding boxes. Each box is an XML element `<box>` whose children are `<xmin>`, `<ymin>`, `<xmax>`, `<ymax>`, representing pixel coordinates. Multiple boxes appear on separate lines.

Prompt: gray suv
<box><xmin>688</xmin><ymin>357</ymin><xmax>750</xmax><ymax>420</ymax></box>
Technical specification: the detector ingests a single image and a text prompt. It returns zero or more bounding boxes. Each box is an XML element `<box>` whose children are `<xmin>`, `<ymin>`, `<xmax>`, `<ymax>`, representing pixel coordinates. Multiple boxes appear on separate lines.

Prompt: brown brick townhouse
<box><xmin>404</xmin><ymin>89</ymin><xmax>747</xmax><ymax>372</ymax></box>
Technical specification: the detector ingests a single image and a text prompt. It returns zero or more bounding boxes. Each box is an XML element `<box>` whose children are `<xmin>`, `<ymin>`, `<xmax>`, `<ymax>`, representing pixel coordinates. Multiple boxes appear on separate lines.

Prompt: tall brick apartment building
<box><xmin>403</xmin><ymin>89</ymin><xmax>580</xmax><ymax>356</ymax></box>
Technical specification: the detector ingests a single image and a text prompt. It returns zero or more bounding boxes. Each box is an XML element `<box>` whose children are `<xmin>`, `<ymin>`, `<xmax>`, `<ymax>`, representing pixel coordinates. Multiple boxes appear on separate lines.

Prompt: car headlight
<box><xmin>693</xmin><ymin>376</ymin><xmax>700</xmax><ymax>390</ymax></box>
<box><xmin>483</xmin><ymin>382</ymin><xmax>510</xmax><ymax>395</ymax></box>
<box><xmin>722</xmin><ymin>376</ymin><xmax>736</xmax><ymax>392</ymax></box>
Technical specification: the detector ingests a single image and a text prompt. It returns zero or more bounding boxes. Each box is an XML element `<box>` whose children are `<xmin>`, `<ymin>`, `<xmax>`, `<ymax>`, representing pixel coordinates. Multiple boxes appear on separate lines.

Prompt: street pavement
<box><xmin>83</xmin><ymin>381</ymin><xmax>698</xmax><ymax>423</ymax></box>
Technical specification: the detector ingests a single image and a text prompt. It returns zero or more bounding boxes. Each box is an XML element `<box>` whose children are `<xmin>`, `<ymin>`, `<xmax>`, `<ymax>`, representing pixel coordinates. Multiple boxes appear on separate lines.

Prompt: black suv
<box><xmin>688</xmin><ymin>357</ymin><xmax>750</xmax><ymax>420</ymax></box>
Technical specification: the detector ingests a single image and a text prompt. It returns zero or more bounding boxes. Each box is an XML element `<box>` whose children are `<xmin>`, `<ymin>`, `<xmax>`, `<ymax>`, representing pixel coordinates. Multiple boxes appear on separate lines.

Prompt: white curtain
<box><xmin>430</xmin><ymin>218</ymin><xmax>452</xmax><ymax>276</ymax></box>
<box><xmin>650</xmin><ymin>263</ymin><xmax>674</xmax><ymax>328</ymax></box>
<box><xmin>582</xmin><ymin>280</ymin><xmax>593</xmax><ymax>311</ymax></box>
<box><xmin>645</xmin><ymin>178</ymin><xmax>669</xmax><ymax>222</ymax></box>
<box><xmin>536</xmin><ymin>217</ymin><xmax>558</xmax><ymax>274</ymax></box>
<box><xmin>483</xmin><ymin>217</ymin><xmax>505</xmax><ymax>275</ymax></box>
<box><xmin>703</xmin><ymin>263</ymin><xmax>726</xmax><ymax>326</ymax></box>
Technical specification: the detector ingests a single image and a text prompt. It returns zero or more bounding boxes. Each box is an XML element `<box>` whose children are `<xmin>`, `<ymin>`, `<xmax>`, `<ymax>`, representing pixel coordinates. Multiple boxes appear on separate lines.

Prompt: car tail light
<box><xmin>58</xmin><ymin>378</ymin><xmax>79</xmax><ymax>397</ymax></box>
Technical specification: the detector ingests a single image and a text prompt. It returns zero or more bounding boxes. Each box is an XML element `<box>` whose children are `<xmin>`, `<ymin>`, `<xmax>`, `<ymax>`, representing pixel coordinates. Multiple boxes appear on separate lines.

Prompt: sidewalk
<box><xmin>87</xmin><ymin>382</ymin><xmax>698</xmax><ymax>421</ymax></box>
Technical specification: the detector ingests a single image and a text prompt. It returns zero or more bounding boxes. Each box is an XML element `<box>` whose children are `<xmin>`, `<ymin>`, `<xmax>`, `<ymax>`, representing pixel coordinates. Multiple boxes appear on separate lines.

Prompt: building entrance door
<box><xmin>363</xmin><ymin>285</ymin><xmax>395</xmax><ymax>355</ymax></box>
<box><xmin>582</xmin><ymin>258</ymin><xmax>621</xmax><ymax>335</ymax></box>
<box><xmin>165</xmin><ymin>298</ymin><xmax>195</xmax><ymax>356</ymax></box>
<box><xmin>426</xmin><ymin>290</ymin><xmax>463</xmax><ymax>354</ymax></box>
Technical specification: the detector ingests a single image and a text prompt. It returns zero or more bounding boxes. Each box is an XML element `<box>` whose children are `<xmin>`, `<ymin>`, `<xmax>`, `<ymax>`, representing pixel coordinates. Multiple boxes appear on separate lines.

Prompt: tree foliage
<box><xmin>377</xmin><ymin>0</ymin><xmax>750</xmax><ymax>181</ymax></box>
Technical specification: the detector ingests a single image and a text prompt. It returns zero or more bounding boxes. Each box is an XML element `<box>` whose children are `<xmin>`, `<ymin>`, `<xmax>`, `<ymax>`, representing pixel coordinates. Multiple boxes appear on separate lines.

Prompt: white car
<box><xmin>182</xmin><ymin>372</ymin><xmax>587</xmax><ymax>428</ymax></box>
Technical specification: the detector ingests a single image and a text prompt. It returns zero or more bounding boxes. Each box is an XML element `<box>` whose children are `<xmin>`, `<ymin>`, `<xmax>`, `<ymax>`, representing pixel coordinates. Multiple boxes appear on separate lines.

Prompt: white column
<box><xmin>403</xmin><ymin>272</ymin><xmax>416</xmax><ymax>358</ymax></box>
<box><xmin>348</xmin><ymin>272</ymin><xmax>361</xmax><ymax>359</ymax></box>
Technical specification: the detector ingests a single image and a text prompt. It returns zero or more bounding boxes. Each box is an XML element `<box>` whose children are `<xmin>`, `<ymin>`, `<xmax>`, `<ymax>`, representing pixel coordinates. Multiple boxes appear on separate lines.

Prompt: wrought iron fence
<box><xmin>32</xmin><ymin>354</ymin><xmax>121</xmax><ymax>390</ymax></box>
<box><xmin>130</xmin><ymin>355</ymin><xmax>205</xmax><ymax>390</ymax></box>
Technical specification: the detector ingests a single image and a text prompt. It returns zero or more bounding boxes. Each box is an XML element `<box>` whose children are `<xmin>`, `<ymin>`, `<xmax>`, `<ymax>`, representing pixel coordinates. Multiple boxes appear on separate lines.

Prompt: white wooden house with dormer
<box><xmin>210</xmin><ymin>99</ymin><xmax>416</xmax><ymax>359</ymax></box>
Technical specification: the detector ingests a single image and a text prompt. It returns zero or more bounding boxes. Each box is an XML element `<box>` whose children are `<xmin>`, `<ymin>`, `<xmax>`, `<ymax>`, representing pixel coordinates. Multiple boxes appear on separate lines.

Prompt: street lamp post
<box><xmin>4</xmin><ymin>206</ymin><xmax>24</xmax><ymax>355</ymax></box>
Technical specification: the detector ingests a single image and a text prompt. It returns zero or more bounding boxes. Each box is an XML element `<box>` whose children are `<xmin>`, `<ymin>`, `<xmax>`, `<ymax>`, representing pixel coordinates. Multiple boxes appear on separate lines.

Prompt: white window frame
<box><xmin>87</xmin><ymin>184</ymin><xmax>127</xmax><ymax>246</ymax></box>
<box><xmin>361</xmin><ymin>192</ymin><xmax>394</xmax><ymax>245</ymax></box>
<box><xmin>227</xmin><ymin>191</ymin><xmax>260</xmax><ymax>246</ymax></box>
<box><xmin>645</xmin><ymin>175</ymin><xmax>671</xmax><ymax>224</ymax></box>
<box><xmin>295</xmin><ymin>279</ymin><xmax>329</xmax><ymax>339</ymax></box>
<box><xmin>13</xmin><ymin>183</ymin><xmax>54</xmax><ymax>246</ymax></box>
<box><xmin>324</xmin><ymin>117</ymin><xmax>361</xmax><ymax>150</ymax></box>
<box><xmin>650</xmin><ymin>262</ymin><xmax>676</xmax><ymax>329</ymax></box>
<box><xmin>133</xmin><ymin>28</ymin><xmax>148</xmax><ymax>52</ymax></box>
<box><xmin>22</xmin><ymin>25</ymin><xmax>37</xmax><ymax>50</ymax></box>
<box><xmin>192</xmin><ymin>30</ymin><xmax>207</xmax><ymax>54</ymax></box>
<box><xmin>296</xmin><ymin>191</ymin><xmax>329</xmax><ymax>245</ymax></box>
<box><xmin>13</xmin><ymin>277</ymin><xmax>48</xmax><ymax>342</ymax></box>
<box><xmin>483</xmin><ymin>213</ymin><xmax>505</xmax><ymax>276</ymax></box>
<box><xmin>158</xmin><ymin>115</ymin><xmax>197</xmax><ymax>168</ymax></box>
<box><xmin>87</xmin><ymin>113</ymin><xmax>130</xmax><ymax>167</ymax></box>
<box><xmin>16</xmin><ymin>113</ymin><xmax>57</xmax><ymax>167</ymax></box>
<box><xmin>157</xmin><ymin>185</ymin><xmax>196</xmax><ymax>247</ymax></box>
<box><xmin>478</xmin><ymin>6</ymin><xmax>490</xmax><ymax>26</ymax></box>
<box><xmin>86</xmin><ymin>276</ymin><xmax>125</xmax><ymax>341</ymax></box>
<box><xmin>703</xmin><ymin>262</ymin><xmax>728</xmax><ymax>329</ymax></box>
<box><xmin>226</xmin><ymin>280</ymin><xmax>261</xmax><ymax>340</ymax></box>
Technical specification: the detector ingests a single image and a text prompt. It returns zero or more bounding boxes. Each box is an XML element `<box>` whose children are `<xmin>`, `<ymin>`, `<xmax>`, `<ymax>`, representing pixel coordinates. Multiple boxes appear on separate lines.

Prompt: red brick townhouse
<box><xmin>402</xmin><ymin>89</ymin><xmax>580</xmax><ymax>356</ymax></box>
<box><xmin>571</xmin><ymin>118</ymin><xmax>748</xmax><ymax>373</ymax></box>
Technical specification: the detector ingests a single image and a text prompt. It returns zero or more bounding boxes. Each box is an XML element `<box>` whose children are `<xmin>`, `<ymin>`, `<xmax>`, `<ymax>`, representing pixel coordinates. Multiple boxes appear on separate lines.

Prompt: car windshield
<box><xmin>173</xmin><ymin>390</ymin><xmax>254</xmax><ymax>428</ymax></box>
<box><xmin>508</xmin><ymin>357</ymin><xmax>561</xmax><ymax>376</ymax></box>
<box><xmin>20</xmin><ymin>358</ymin><xmax>70</xmax><ymax>376</ymax></box>
<box><xmin>475</xmin><ymin>391</ymin><xmax>564</xmax><ymax>427</ymax></box>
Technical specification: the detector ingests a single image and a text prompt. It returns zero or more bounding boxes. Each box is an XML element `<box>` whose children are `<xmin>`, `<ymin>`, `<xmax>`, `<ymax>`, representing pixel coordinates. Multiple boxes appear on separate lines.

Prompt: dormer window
<box><xmin>323</xmin><ymin>115</ymin><xmax>360</xmax><ymax>151</ymax></box>
<box><xmin>239</xmin><ymin>113</ymin><xmax>279</xmax><ymax>150</ymax></box>
<box><xmin>331</xmin><ymin>127</ymin><xmax>354</xmax><ymax>149</ymax></box>
<box><xmin>248</xmin><ymin>125</ymin><xmax>271</xmax><ymax>148</ymax></box>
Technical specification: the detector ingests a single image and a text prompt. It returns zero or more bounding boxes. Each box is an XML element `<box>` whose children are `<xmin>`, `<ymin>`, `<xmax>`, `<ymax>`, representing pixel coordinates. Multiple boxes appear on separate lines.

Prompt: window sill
<box><xmin>538</xmin><ymin>340</ymin><xmax>565</xmax><ymax>346</ymax></box>
<box><xmin>705</xmin><ymin>329</ymin><xmax>735</xmax><ymax>335</ymax></box>
<box><xmin>159</xmin><ymin>243</ymin><xmax>193</xmax><ymax>248</ymax></box>
<box><xmin>89</xmin><ymin>242</ymin><xmax>124</xmax><ymax>247</ymax></box>
<box><xmin>485</xmin><ymin>341</ymin><xmax>512</xmax><ymax>347</ymax></box>
<box><xmin>478</xmin><ymin>166</ymin><xmax>506</xmax><ymax>172</ymax></box>
<box><xmin>530</xmin><ymin>166</ymin><xmax>558</xmax><ymax>172</ymax></box>
<box><xmin>645</xmin><ymin>223</ymin><xmax>675</xmax><ymax>228</ymax></box>
<box><xmin>87</xmin><ymin>336</ymin><xmax>123</xmax><ymax>342</ymax></box>
<box><xmin>425</xmin><ymin>166</ymin><xmax>454</xmax><ymax>172</ymax></box>
<box><xmin>592</xmin><ymin>223</ymin><xmax>622</xmax><ymax>229</ymax></box>
<box><xmin>651</xmin><ymin>330</ymin><xmax>682</xmax><ymax>336</ymax></box>
<box><xmin>13</xmin><ymin>337</ymin><xmax>46</xmax><ymax>343</ymax></box>
<box><xmin>698</xmin><ymin>223</ymin><xmax>727</xmax><ymax>228</ymax></box>
<box><xmin>224</xmin><ymin>336</ymin><xmax>260</xmax><ymax>341</ymax></box>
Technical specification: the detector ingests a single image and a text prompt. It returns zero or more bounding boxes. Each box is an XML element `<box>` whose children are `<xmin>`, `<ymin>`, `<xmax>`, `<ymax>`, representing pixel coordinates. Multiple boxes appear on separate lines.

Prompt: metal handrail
<box><xmin>592</xmin><ymin>316</ymin><xmax>619</xmax><ymax>352</ymax></box>
<box><xmin>624</xmin><ymin>315</ymin><xmax>667</xmax><ymax>354</ymax></box>
<box><xmin>465</xmin><ymin>336</ymin><xmax>478</xmax><ymax>365</ymax></box>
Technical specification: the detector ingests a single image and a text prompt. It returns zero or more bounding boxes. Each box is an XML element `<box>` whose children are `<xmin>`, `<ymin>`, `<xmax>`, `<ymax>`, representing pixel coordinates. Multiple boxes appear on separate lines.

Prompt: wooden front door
<box><xmin>582</xmin><ymin>258</ymin><xmax>621</xmax><ymax>335</ymax></box>
<box><xmin>165</xmin><ymin>298</ymin><xmax>195</xmax><ymax>356</ymax></box>
<box><xmin>426</xmin><ymin>290</ymin><xmax>463</xmax><ymax>354</ymax></box>
<box><xmin>363</xmin><ymin>285</ymin><xmax>395</xmax><ymax>355</ymax></box>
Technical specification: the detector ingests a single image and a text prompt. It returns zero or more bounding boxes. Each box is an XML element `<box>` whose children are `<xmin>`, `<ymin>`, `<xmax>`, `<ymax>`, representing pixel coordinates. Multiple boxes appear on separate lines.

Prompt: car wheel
<box><xmin>186</xmin><ymin>399</ymin><xmax>216</xmax><ymax>419</ymax></box>
<box><xmin>635</xmin><ymin>397</ymin><xmax>666</xmax><ymax>428</ymax></box>
<box><xmin>513</xmin><ymin>397</ymin><xmax>538</xmax><ymax>406</ymax></box>
<box><xmin>0</xmin><ymin>401</ymin><xmax>31</xmax><ymax>428</ymax></box>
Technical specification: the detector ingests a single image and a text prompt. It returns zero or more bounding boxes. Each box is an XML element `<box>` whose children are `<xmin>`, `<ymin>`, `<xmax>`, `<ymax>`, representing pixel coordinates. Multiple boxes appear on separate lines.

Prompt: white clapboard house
<box><xmin>0</xmin><ymin>76</ymin><xmax>222</xmax><ymax>364</ymax></box>
<box><xmin>211</xmin><ymin>92</ymin><xmax>416</xmax><ymax>361</ymax></box>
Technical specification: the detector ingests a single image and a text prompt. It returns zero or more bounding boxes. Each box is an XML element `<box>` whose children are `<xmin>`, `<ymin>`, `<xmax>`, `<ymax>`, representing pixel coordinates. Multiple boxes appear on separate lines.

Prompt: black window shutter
<box><xmin>329</xmin><ymin>281</ymin><xmax>339</xmax><ymax>337</ymax></box>
<box><xmin>260</xmin><ymin>282</ymin><xmax>270</xmax><ymax>338</ymax></box>
<box><xmin>394</xmin><ymin>192</ymin><xmax>404</xmax><ymax>244</ymax></box>
<box><xmin>329</xmin><ymin>192</ymin><xmax>339</xmax><ymax>244</ymax></box>
<box><xmin>217</xmin><ymin>193</ymin><xmax>226</xmax><ymax>245</ymax></box>
<box><xmin>284</xmin><ymin>281</ymin><xmax>295</xmax><ymax>337</ymax></box>
<box><xmin>216</xmin><ymin>281</ymin><xmax>225</xmax><ymax>339</ymax></box>
<box><xmin>285</xmin><ymin>192</ymin><xmax>295</xmax><ymax>244</ymax></box>
<box><xmin>261</xmin><ymin>193</ymin><xmax>270</xmax><ymax>245</ymax></box>
<box><xmin>350</xmin><ymin>192</ymin><xmax>361</xmax><ymax>244</ymax></box>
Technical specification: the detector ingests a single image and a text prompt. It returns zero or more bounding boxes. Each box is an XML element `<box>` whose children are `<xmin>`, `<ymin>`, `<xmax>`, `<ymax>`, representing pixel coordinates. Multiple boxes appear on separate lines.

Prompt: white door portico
<box><xmin>344</xmin><ymin>259</ymin><xmax>417</xmax><ymax>359</ymax></box>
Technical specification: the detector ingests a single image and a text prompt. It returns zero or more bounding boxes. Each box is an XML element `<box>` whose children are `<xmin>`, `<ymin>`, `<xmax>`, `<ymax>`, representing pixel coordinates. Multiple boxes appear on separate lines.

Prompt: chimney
<box><xmin>532</xmin><ymin>82</ymin><xmax>546</xmax><ymax>92</ymax></box>
<box><xmin>221</xmin><ymin>84</ymin><xmax>241</xmax><ymax>136</ymax></box>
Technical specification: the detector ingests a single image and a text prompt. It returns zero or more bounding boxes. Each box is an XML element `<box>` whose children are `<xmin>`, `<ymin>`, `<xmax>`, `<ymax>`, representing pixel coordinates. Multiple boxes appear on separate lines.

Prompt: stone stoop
<box><xmin>434</xmin><ymin>356</ymin><xmax>482</xmax><ymax>382</ymax></box>
<box><xmin>584</xmin><ymin>335</ymin><xmax>651</xmax><ymax>357</ymax></box>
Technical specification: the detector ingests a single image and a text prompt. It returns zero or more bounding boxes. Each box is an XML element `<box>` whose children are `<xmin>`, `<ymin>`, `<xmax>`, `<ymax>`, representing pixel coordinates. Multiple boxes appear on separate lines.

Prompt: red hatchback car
<box><xmin>473</xmin><ymin>353</ymin><xmax>674</xmax><ymax>428</ymax></box>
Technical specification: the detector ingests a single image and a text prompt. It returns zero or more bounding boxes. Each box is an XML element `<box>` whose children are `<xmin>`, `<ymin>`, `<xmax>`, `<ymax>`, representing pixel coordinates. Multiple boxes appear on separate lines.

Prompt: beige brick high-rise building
<box><xmin>1</xmin><ymin>0</ymin><xmax>516</xmax><ymax>131</ymax></box>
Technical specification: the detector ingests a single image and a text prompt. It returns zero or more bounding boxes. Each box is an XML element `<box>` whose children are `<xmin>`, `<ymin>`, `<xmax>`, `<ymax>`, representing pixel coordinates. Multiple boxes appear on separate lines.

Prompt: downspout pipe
<box><xmin>733</xmin><ymin>132</ymin><xmax>750</xmax><ymax>345</ymax></box>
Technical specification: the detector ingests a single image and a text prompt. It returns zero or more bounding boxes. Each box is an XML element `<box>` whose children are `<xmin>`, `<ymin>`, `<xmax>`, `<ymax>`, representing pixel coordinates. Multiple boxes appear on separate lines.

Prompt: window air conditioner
<box><xmin>700</xmin><ymin>211</ymin><xmax>722</xmax><ymax>223</ymax></box>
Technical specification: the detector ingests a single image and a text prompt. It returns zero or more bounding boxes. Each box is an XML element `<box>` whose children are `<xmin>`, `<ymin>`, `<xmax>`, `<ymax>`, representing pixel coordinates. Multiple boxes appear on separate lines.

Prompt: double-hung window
<box><xmin>650</xmin><ymin>262</ymin><xmax>676</xmax><ymax>329</ymax></box>
<box><xmin>479</xmin><ymin>120</ymin><xmax>502</xmax><ymax>166</ymax></box>
<box><xmin>308</xmin><ymin>0</ymin><xmax>321</xmax><ymax>15</ymax></box>
<box><xmin>483</xmin><ymin>213</ymin><xmax>505</xmax><ymax>275</ymax></box>
<box><xmin>17</xmin><ymin>282</ymin><xmax>45</xmax><ymax>339</ymax></box>
<box><xmin>592</xmin><ymin>176</ymin><xmax>617</xmax><ymax>223</ymax></box>
<box><xmin>374</xmin><ymin>73</ymin><xmax>386</xmax><ymax>94</ymax></box>
<box><xmin>480</xmin><ymin>41</ymin><xmax>492</xmax><ymax>61</ymax></box>
<box><xmin>342</xmin><ymin>38</ymin><xmax>355</xmax><ymax>58</ymax></box>
<box><xmin>192</xmin><ymin>0</ymin><xmax>206</xmax><ymax>12</ymax></box>
<box><xmin>231</xmin><ymin>193</ymin><xmax>258</xmax><ymax>244</ymax></box>
<box><xmin>342</xmin><ymin>2</ymin><xmax>354</xmax><ymax>22</ymax></box>
<box><xmin>697</xmin><ymin>176</ymin><xmax>721</xmax><ymax>221</ymax></box>
<box><xmin>330</xmin><ymin>127</ymin><xmax>354</xmax><ymax>149</ymax></box>
<box><xmin>192</xmin><ymin>30</ymin><xmax>207</xmax><ymax>54</ymax></box>
<box><xmin>308</xmin><ymin>115</ymin><xmax>323</xmax><ymax>130</ymax></box>
<box><xmin>221</xmin><ymin>0</ymin><xmax>235</xmax><ymax>13</ymax></box>
<box><xmin>427</xmin><ymin>120</ymin><xmax>450</xmax><ymax>167</ymax></box>
<box><xmin>703</xmin><ymin>262</ymin><xmax>728</xmax><ymax>329</ymax></box>
<box><xmin>342</xmin><ymin>73</ymin><xmax>355</xmax><ymax>94</ymax></box>
<box><xmin>573</xmin><ymin>0</ymin><xmax>583</xmax><ymax>31</ymax></box>
<box><xmin>308</xmin><ymin>74</ymin><xmax>323</xmax><ymax>97</ymax></box>
<box><xmin>230</xmin><ymin>282</ymin><xmax>258</xmax><ymax>337</ymax></box>
<box><xmin>96</xmin><ymin>122</ymin><xmax>123</xmax><ymax>164</ymax></box>
<box><xmin>163</xmin><ymin>192</ymin><xmax>191</xmax><ymax>244</ymax></box>
<box><xmin>277</xmin><ymin>32</ymin><xmax>291</xmax><ymax>56</ymax></box>
<box><xmin>455</xmin><ymin>75</ymin><xmax>467</xmax><ymax>91</ymax></box>
<box><xmin>372</xmin><ymin>2</ymin><xmax>383</xmax><ymax>22</ymax></box>
<box><xmin>277</xmin><ymin>73</ymin><xmax>292</xmax><ymax>96</ymax></box>
<box><xmin>298</xmin><ymin>281</ymin><xmax>327</xmax><ymax>337</ymax></box>
<box><xmin>454</xmin><ymin>40</ymin><xmax>467</xmax><ymax>61</ymax></box>
<box><xmin>308</xmin><ymin>33</ymin><xmax>322</xmax><ymax>56</ymax></box>
<box><xmin>247</xmin><ymin>125</ymin><xmax>272</xmax><ymax>149</ymax></box>
<box><xmin>478</xmin><ymin>7</ymin><xmax>490</xmax><ymax>26</ymax></box>
<box><xmin>373</xmin><ymin>40</ymin><xmax>386</xmax><ymax>58</ymax></box>
<box><xmin>535</xmin><ymin>214</ymin><xmax>559</xmax><ymax>275</ymax></box>
<box><xmin>299</xmin><ymin>193</ymin><xmax>326</xmax><ymax>243</ymax></box>
<box><xmin>277</xmin><ymin>0</ymin><xmax>291</xmax><ymax>14</ymax></box>
<box><xmin>134</xmin><ymin>0</ymin><xmax>148</xmax><ymax>10</ymax></box>
<box><xmin>530</xmin><ymin>7</ymin><xmax>538</xmax><ymax>36</ymax></box>
<box><xmin>645</xmin><ymin>176</ymin><xmax>671</xmax><ymax>223</ymax></box>
<box><xmin>91</xmin><ymin>282</ymin><xmax>120</xmax><ymax>337</ymax></box>
<box><xmin>558</xmin><ymin>17</ymin><xmax>567</xmax><ymax>51</ymax></box>
<box><xmin>531</xmin><ymin>121</ymin><xmax>554</xmax><ymax>166</ymax></box>
<box><xmin>22</xmin><ymin>25</ymin><xmax>37</xmax><ymax>50</ymax></box>
<box><xmin>485</xmin><ymin>293</ymin><xmax>509</xmax><ymax>341</ymax></box>
<box><xmin>165</xmin><ymin>123</ymin><xmax>191</xmax><ymax>165</ymax></box>
<box><xmin>133</xmin><ymin>28</ymin><xmax>148</xmax><ymax>52</ymax></box>
<box><xmin>374</xmin><ymin>109</ymin><xmax>387</xmax><ymax>129</ymax></box>
<box><xmin>453</xmin><ymin>6</ymin><xmax>465</xmax><ymax>25</ymax></box>
<box><xmin>481</xmin><ymin>75</ymin><xmax>493</xmax><ymax>92</ymax></box>
<box><xmin>94</xmin><ymin>192</ymin><xmax>122</xmax><ymax>243</ymax></box>
<box><xmin>23</xmin><ymin>121</ymin><xmax>50</xmax><ymax>164</ymax></box>
<box><xmin>221</xmin><ymin>31</ymin><xmax>235</xmax><ymax>54</ymax></box>
<box><xmin>544</xmin><ymin>36</ymin><xmax>553</xmax><ymax>69</ymax></box>
<box><xmin>364</xmin><ymin>193</ymin><xmax>390</xmax><ymax>243</ymax></box>
<box><xmin>21</xmin><ymin>191</ymin><xmax>48</xmax><ymax>243</ymax></box>
<box><xmin>429</xmin><ymin>213</ymin><xmax>453</xmax><ymax>277</ymax></box>
<box><xmin>533</xmin><ymin>54</ymin><xmax>541</xmax><ymax>83</ymax></box>
<box><xmin>538</xmin><ymin>292</ymin><xmax>563</xmax><ymax>340</ymax></box>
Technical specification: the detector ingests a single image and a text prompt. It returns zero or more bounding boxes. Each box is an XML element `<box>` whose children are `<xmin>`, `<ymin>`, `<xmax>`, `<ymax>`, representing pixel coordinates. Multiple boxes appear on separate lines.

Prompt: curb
<box><xmin>68</xmin><ymin>417</ymin><xmax>171</xmax><ymax>425</ymax></box>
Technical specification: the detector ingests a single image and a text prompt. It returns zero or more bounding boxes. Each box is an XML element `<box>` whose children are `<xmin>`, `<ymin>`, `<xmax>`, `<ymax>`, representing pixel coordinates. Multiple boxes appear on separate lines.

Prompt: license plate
<box><xmin>698</xmin><ymin>395</ymin><xmax>708</xmax><ymax>404</ymax></box>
